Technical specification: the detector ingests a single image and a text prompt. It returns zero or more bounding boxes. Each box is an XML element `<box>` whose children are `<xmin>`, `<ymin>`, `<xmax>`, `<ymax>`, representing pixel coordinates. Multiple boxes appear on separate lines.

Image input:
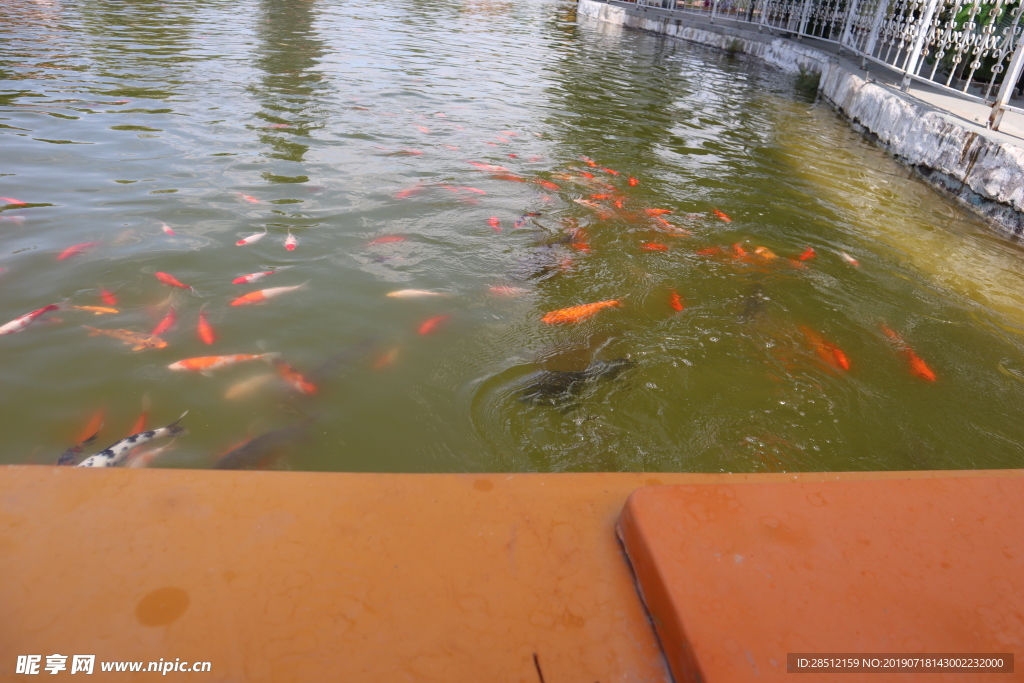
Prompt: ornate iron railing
<box><xmin>622</xmin><ymin>0</ymin><xmax>1024</xmax><ymax>129</ymax></box>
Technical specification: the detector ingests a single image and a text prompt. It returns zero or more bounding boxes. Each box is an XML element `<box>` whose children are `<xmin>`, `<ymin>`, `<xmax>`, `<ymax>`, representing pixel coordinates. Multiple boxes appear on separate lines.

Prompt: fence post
<box><xmin>990</xmin><ymin>36</ymin><xmax>1024</xmax><ymax>129</ymax></box>
<box><xmin>862</xmin><ymin>0</ymin><xmax>890</xmax><ymax>67</ymax></box>
<box><xmin>900</xmin><ymin>0</ymin><xmax>942</xmax><ymax>91</ymax></box>
<box><xmin>711</xmin><ymin>0</ymin><xmax>719</xmax><ymax>21</ymax></box>
<box><xmin>838</xmin><ymin>0</ymin><xmax>863</xmax><ymax>54</ymax></box>
<box><xmin>796</xmin><ymin>0</ymin><xmax>814</xmax><ymax>37</ymax></box>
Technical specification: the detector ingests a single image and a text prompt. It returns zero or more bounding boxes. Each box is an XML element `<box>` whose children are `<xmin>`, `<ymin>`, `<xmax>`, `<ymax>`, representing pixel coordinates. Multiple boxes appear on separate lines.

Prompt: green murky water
<box><xmin>2</xmin><ymin>0</ymin><xmax>1023</xmax><ymax>472</ymax></box>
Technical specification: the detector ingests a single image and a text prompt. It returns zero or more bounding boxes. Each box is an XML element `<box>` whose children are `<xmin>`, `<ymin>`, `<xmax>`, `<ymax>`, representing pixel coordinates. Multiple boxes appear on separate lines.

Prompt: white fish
<box><xmin>285</xmin><ymin>231</ymin><xmax>297</xmax><ymax>251</ymax></box>
<box><xmin>161</xmin><ymin>222</ymin><xmax>176</xmax><ymax>236</ymax></box>
<box><xmin>386</xmin><ymin>289</ymin><xmax>449</xmax><ymax>298</ymax></box>
<box><xmin>0</xmin><ymin>304</ymin><xmax>60</xmax><ymax>336</ymax></box>
<box><xmin>840</xmin><ymin>252</ymin><xmax>860</xmax><ymax>267</ymax></box>
<box><xmin>232</xmin><ymin>270</ymin><xmax>275</xmax><ymax>285</ymax></box>
<box><xmin>224</xmin><ymin>373</ymin><xmax>278</xmax><ymax>400</ymax></box>
<box><xmin>236</xmin><ymin>227</ymin><xmax>267</xmax><ymax>246</ymax></box>
<box><xmin>78</xmin><ymin>412</ymin><xmax>188</xmax><ymax>467</ymax></box>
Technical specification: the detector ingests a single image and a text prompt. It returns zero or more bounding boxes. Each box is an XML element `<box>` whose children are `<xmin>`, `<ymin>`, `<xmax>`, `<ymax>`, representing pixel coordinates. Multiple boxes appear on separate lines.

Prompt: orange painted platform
<box><xmin>619</xmin><ymin>475</ymin><xmax>1024</xmax><ymax>682</ymax></box>
<box><xmin>0</xmin><ymin>467</ymin><xmax>1020</xmax><ymax>682</ymax></box>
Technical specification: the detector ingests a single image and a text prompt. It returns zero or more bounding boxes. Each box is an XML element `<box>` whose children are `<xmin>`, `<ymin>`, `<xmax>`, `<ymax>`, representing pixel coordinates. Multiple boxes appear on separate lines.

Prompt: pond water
<box><xmin>2</xmin><ymin>0</ymin><xmax>1024</xmax><ymax>472</ymax></box>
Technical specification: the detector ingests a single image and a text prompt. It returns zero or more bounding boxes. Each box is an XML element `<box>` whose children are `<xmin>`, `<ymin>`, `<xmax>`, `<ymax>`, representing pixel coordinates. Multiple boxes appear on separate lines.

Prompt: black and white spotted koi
<box><xmin>77</xmin><ymin>412</ymin><xmax>188</xmax><ymax>468</ymax></box>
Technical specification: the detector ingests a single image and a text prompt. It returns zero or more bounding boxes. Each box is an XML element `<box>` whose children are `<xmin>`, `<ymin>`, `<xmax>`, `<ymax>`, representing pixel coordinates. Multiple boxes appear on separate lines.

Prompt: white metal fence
<box><xmin>621</xmin><ymin>0</ymin><xmax>1024</xmax><ymax>129</ymax></box>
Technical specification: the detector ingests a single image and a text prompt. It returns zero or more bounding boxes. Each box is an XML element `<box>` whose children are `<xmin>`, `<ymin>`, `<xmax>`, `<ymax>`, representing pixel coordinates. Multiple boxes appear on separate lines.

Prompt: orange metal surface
<box><xmin>618</xmin><ymin>475</ymin><xmax>1024</xmax><ymax>683</ymax></box>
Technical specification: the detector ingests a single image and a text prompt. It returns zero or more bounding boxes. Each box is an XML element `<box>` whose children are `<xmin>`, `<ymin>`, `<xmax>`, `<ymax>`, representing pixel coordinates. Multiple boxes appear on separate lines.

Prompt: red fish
<box><xmin>579</xmin><ymin>171</ymin><xmax>595</xmax><ymax>179</ymax></box>
<box><xmin>57</xmin><ymin>241</ymin><xmax>99</xmax><ymax>261</ymax></box>
<box><xmin>128</xmin><ymin>395</ymin><xmax>150</xmax><ymax>436</ymax></box>
<box><xmin>488</xmin><ymin>217</ymin><xmax>501</xmax><ymax>232</ymax></box>
<box><xmin>418</xmin><ymin>314</ymin><xmax>450</xmax><ymax>335</ymax></box>
<box><xmin>579</xmin><ymin>156</ymin><xmax>597</xmax><ymax>167</ymax></box>
<box><xmin>501</xmin><ymin>130</ymin><xmax>518</xmax><ymax>136</ymax></box>
<box><xmin>373</xmin><ymin>346</ymin><xmax>400</xmax><ymax>369</ymax></box>
<box><xmin>233</xmin><ymin>270</ymin><xmax>275</xmax><ymax>285</ymax></box>
<box><xmin>100</xmin><ymin>289</ymin><xmax>117</xmax><ymax>306</ymax></box>
<box><xmin>800</xmin><ymin>326</ymin><xmax>850</xmax><ymax>371</ymax></box>
<box><xmin>614</xmin><ymin>199</ymin><xmax>625</xmax><ymax>209</ymax></box>
<box><xmin>645</xmin><ymin>208</ymin><xmax>673</xmax><ymax>216</ymax></box>
<box><xmin>154</xmin><ymin>272</ymin><xmax>194</xmax><ymax>292</ymax></box>
<box><xmin>273</xmin><ymin>358</ymin><xmax>317</xmax><ymax>394</ymax></box>
<box><xmin>394</xmin><ymin>182</ymin><xmax>423</xmax><ymax>199</ymax></box>
<box><xmin>713</xmin><ymin>209</ymin><xmax>732</xmax><ymax>222</ymax></box>
<box><xmin>628</xmin><ymin>177</ymin><xmax>638</xmax><ymax>186</ymax></box>
<box><xmin>230</xmin><ymin>284</ymin><xmax>304</xmax><ymax>306</ymax></box>
<box><xmin>152</xmin><ymin>307</ymin><xmax>177</xmax><ymax>336</ymax></box>
<box><xmin>642</xmin><ymin>242</ymin><xmax>669</xmax><ymax>251</ymax></box>
<box><xmin>536</xmin><ymin>180</ymin><xmax>560</xmax><ymax>191</ymax></box>
<box><xmin>0</xmin><ymin>197</ymin><xmax>26</xmax><ymax>205</ymax></box>
<box><xmin>467</xmin><ymin>161</ymin><xmax>509</xmax><ymax>172</ymax></box>
<box><xmin>455</xmin><ymin>186</ymin><xmax>486</xmax><ymax>195</ymax></box>
<box><xmin>368</xmin><ymin>236</ymin><xmax>406</xmax><ymax>245</ymax></box>
<box><xmin>77</xmin><ymin>409</ymin><xmax>105</xmax><ymax>444</ymax></box>
<box><xmin>507</xmin><ymin>154</ymin><xmax>518</xmax><ymax>159</ymax></box>
<box><xmin>491</xmin><ymin>173</ymin><xmax>526</xmax><ymax>183</ymax></box>
<box><xmin>881</xmin><ymin>324</ymin><xmax>936</xmax><ymax>382</ymax></box>
<box><xmin>198</xmin><ymin>307</ymin><xmax>216</xmax><ymax>345</ymax></box>
<box><xmin>798</xmin><ymin>247</ymin><xmax>816</xmax><ymax>261</ymax></box>
<box><xmin>669</xmin><ymin>290</ymin><xmax>684</xmax><ymax>312</ymax></box>
<box><xmin>696</xmin><ymin>246</ymin><xmax>723</xmax><ymax>257</ymax></box>
<box><xmin>571</xmin><ymin>241</ymin><xmax>591</xmax><ymax>252</ymax></box>
<box><xmin>160</xmin><ymin>222</ymin><xmax>176</xmax><ymax>236</ymax></box>
<box><xmin>732</xmin><ymin>243</ymin><xmax>748</xmax><ymax>258</ymax></box>
<box><xmin>590</xmin><ymin>194</ymin><xmax>612</xmax><ymax>200</ymax></box>
<box><xmin>542</xmin><ymin>300</ymin><xmax>620</xmax><ymax>324</ymax></box>
<box><xmin>238</xmin><ymin>193</ymin><xmax>260</xmax><ymax>203</ymax></box>
<box><xmin>599</xmin><ymin>167</ymin><xmax>620</xmax><ymax>176</ymax></box>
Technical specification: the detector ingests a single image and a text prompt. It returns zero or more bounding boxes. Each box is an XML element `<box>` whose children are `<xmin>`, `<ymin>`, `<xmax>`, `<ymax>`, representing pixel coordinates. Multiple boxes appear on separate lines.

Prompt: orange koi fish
<box><xmin>501</xmin><ymin>130</ymin><xmax>517</xmax><ymax>136</ymax></box>
<box><xmin>488</xmin><ymin>216</ymin><xmax>501</xmax><ymax>232</ymax></box>
<box><xmin>285</xmin><ymin>231</ymin><xmax>297</xmax><ymax>251</ymax></box>
<box><xmin>69</xmin><ymin>305</ymin><xmax>119</xmax><ymax>315</ymax></box>
<box><xmin>154</xmin><ymin>272</ymin><xmax>195</xmax><ymax>292</ymax></box>
<box><xmin>732</xmin><ymin>243</ymin><xmax>748</xmax><ymax>258</ymax></box>
<box><xmin>628</xmin><ymin>176</ymin><xmax>638</xmax><ymax>186</ymax></box>
<box><xmin>696</xmin><ymin>246</ymin><xmax>723</xmax><ymax>257</ymax></box>
<box><xmin>798</xmin><ymin>247</ymin><xmax>816</xmax><ymax>261</ymax></box>
<box><xmin>373</xmin><ymin>346</ymin><xmax>401</xmax><ymax>369</ymax></box>
<box><xmin>58</xmin><ymin>241</ymin><xmax>99</xmax><ymax>261</ymax></box>
<box><xmin>571</xmin><ymin>242</ymin><xmax>591</xmax><ymax>252</ymax></box>
<box><xmin>599</xmin><ymin>167</ymin><xmax>620</xmax><ymax>176</ymax></box>
<box><xmin>491</xmin><ymin>173</ymin><xmax>526</xmax><ymax>182</ymax></box>
<box><xmin>590</xmin><ymin>193</ymin><xmax>612</xmax><ymax>200</ymax></box>
<box><xmin>168</xmin><ymin>353</ymin><xmax>278</xmax><ymax>373</ymax></box>
<box><xmin>645</xmin><ymin>208</ymin><xmax>673</xmax><ymax>216</ymax></box>
<box><xmin>230</xmin><ymin>284</ymin><xmax>304</xmax><ymax>306</ymax></box>
<box><xmin>77</xmin><ymin>409</ymin><xmax>106</xmax><ymax>445</ymax></box>
<box><xmin>233</xmin><ymin>270</ymin><xmax>275</xmax><ymax>285</ymax></box>
<box><xmin>669</xmin><ymin>290</ymin><xmax>685</xmax><ymax>312</ymax></box>
<box><xmin>881</xmin><ymin>324</ymin><xmax>936</xmax><ymax>382</ymax></box>
<box><xmin>0</xmin><ymin>197</ymin><xmax>26</xmax><ymax>205</ymax></box>
<box><xmin>800</xmin><ymin>326</ymin><xmax>850</xmax><ymax>371</ymax></box>
<box><xmin>273</xmin><ymin>358</ymin><xmax>317</xmax><ymax>394</ymax></box>
<box><xmin>160</xmin><ymin>222</ymin><xmax>176</xmax><ymax>236</ymax></box>
<box><xmin>536</xmin><ymin>180</ymin><xmax>560</xmax><ymax>191</ymax></box>
<box><xmin>654</xmin><ymin>217</ymin><xmax>690</xmax><ymax>234</ymax></box>
<box><xmin>508</xmin><ymin>154</ymin><xmax>518</xmax><ymax>159</ymax></box>
<box><xmin>238</xmin><ymin>193</ymin><xmax>260</xmax><ymax>203</ymax></box>
<box><xmin>713</xmin><ymin>209</ymin><xmax>732</xmax><ymax>222</ymax></box>
<box><xmin>456</xmin><ymin>186</ymin><xmax>486</xmax><ymax>195</ymax></box>
<box><xmin>467</xmin><ymin>161</ymin><xmax>509</xmax><ymax>172</ymax></box>
<box><xmin>495</xmin><ymin>137</ymin><xmax>510</xmax><ymax>144</ymax></box>
<box><xmin>152</xmin><ymin>307</ymin><xmax>176</xmax><ymax>336</ymax></box>
<box><xmin>236</xmin><ymin>227</ymin><xmax>267</xmax><ymax>246</ymax></box>
<box><xmin>197</xmin><ymin>307</ymin><xmax>216</xmax><ymax>345</ymax></box>
<box><xmin>83</xmin><ymin>326</ymin><xmax>167</xmax><ymax>351</ymax></box>
<box><xmin>100</xmin><ymin>288</ymin><xmax>117</xmax><ymax>306</ymax></box>
<box><xmin>614</xmin><ymin>199</ymin><xmax>625</xmax><ymax>209</ymax></box>
<box><xmin>541</xmin><ymin>299</ymin><xmax>620</xmax><ymax>324</ymax></box>
<box><xmin>129</xmin><ymin>394</ymin><xmax>151</xmax><ymax>436</ymax></box>
<box><xmin>579</xmin><ymin>156</ymin><xmax>597</xmax><ymax>167</ymax></box>
<box><xmin>394</xmin><ymin>182</ymin><xmax>424</xmax><ymax>199</ymax></box>
<box><xmin>642</xmin><ymin>242</ymin><xmax>669</xmax><ymax>251</ymax></box>
<box><xmin>753</xmin><ymin>246</ymin><xmax>777</xmax><ymax>261</ymax></box>
<box><xmin>418</xmin><ymin>314</ymin><xmax>450</xmax><ymax>335</ymax></box>
<box><xmin>579</xmin><ymin>171</ymin><xmax>595</xmax><ymax>179</ymax></box>
<box><xmin>368</xmin><ymin>236</ymin><xmax>406</xmax><ymax>245</ymax></box>
<box><xmin>0</xmin><ymin>304</ymin><xmax>60</xmax><ymax>335</ymax></box>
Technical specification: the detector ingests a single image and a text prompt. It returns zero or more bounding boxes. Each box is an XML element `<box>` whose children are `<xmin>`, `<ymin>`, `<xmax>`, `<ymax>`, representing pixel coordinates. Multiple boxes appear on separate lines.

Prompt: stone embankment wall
<box><xmin>578</xmin><ymin>0</ymin><xmax>1024</xmax><ymax>237</ymax></box>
